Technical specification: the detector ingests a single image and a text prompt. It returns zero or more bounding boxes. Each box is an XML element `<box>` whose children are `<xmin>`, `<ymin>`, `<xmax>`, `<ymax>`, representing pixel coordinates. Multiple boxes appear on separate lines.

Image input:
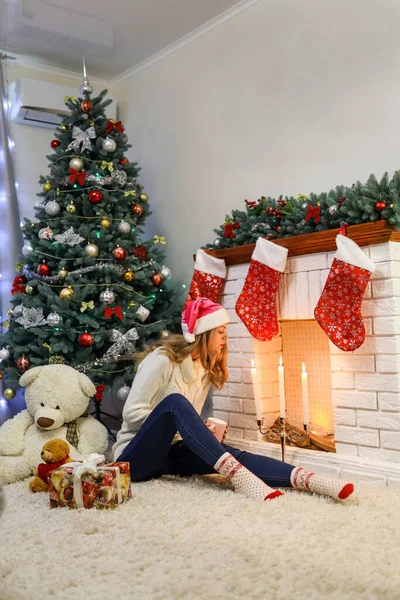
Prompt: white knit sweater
<box><xmin>112</xmin><ymin>348</ymin><xmax>211</xmax><ymax>460</ymax></box>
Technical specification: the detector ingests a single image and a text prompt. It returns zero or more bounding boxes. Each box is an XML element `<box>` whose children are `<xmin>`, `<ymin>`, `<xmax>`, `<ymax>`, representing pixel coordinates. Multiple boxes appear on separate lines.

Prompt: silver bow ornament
<box><xmin>103</xmin><ymin>328</ymin><xmax>139</xmax><ymax>360</ymax></box>
<box><xmin>66</xmin><ymin>126</ymin><xmax>97</xmax><ymax>153</ymax></box>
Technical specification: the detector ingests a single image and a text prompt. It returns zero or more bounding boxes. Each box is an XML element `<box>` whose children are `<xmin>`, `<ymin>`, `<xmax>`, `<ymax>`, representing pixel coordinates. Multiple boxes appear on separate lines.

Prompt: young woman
<box><xmin>113</xmin><ymin>298</ymin><xmax>354</xmax><ymax>502</ymax></box>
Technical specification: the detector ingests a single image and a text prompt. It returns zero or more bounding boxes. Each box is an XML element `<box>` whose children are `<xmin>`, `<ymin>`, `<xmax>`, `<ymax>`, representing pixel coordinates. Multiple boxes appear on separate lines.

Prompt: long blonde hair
<box><xmin>135</xmin><ymin>332</ymin><xmax>228</xmax><ymax>389</ymax></box>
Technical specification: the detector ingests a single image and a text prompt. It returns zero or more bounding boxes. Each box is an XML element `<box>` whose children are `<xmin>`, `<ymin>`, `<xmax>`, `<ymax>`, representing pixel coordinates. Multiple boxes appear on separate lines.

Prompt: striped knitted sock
<box><xmin>214</xmin><ymin>452</ymin><xmax>283</xmax><ymax>501</ymax></box>
<box><xmin>290</xmin><ymin>467</ymin><xmax>354</xmax><ymax>500</ymax></box>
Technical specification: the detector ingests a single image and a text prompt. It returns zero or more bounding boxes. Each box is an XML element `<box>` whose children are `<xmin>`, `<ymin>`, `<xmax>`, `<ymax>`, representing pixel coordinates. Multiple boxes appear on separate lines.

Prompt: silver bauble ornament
<box><xmin>13</xmin><ymin>305</ymin><xmax>23</xmax><ymax>317</ymax></box>
<box><xmin>80</xmin><ymin>80</ymin><xmax>94</xmax><ymax>95</ymax></box>
<box><xmin>0</xmin><ymin>348</ymin><xmax>10</xmax><ymax>361</ymax></box>
<box><xmin>118</xmin><ymin>221</ymin><xmax>131</xmax><ymax>234</ymax></box>
<box><xmin>328</xmin><ymin>205</ymin><xmax>338</xmax><ymax>215</ymax></box>
<box><xmin>69</xmin><ymin>157</ymin><xmax>84</xmax><ymax>172</ymax></box>
<box><xmin>102</xmin><ymin>137</ymin><xmax>117</xmax><ymax>153</ymax></box>
<box><xmin>47</xmin><ymin>312</ymin><xmax>61</xmax><ymax>326</ymax></box>
<box><xmin>160</xmin><ymin>265</ymin><xmax>172</xmax><ymax>280</ymax></box>
<box><xmin>22</xmin><ymin>242</ymin><xmax>34</xmax><ymax>256</ymax></box>
<box><xmin>81</xmin><ymin>114</ymin><xmax>89</xmax><ymax>120</ymax></box>
<box><xmin>117</xmin><ymin>385</ymin><xmax>131</xmax><ymax>402</ymax></box>
<box><xmin>100</xmin><ymin>288</ymin><xmax>115</xmax><ymax>304</ymax></box>
<box><xmin>85</xmin><ymin>243</ymin><xmax>99</xmax><ymax>257</ymax></box>
<box><xmin>214</xmin><ymin>238</ymin><xmax>222</xmax><ymax>248</ymax></box>
<box><xmin>44</xmin><ymin>201</ymin><xmax>60</xmax><ymax>216</ymax></box>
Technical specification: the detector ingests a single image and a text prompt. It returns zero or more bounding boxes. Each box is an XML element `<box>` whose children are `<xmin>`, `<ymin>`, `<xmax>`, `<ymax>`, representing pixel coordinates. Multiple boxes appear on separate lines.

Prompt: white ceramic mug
<box><xmin>206</xmin><ymin>417</ymin><xmax>228</xmax><ymax>443</ymax></box>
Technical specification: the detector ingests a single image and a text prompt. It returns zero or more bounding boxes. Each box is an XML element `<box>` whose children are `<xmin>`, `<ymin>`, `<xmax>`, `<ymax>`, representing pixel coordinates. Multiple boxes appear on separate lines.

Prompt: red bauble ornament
<box><xmin>88</xmin><ymin>190</ymin><xmax>103</xmax><ymax>204</ymax></box>
<box><xmin>375</xmin><ymin>201</ymin><xmax>387</xmax><ymax>212</ymax></box>
<box><xmin>81</xmin><ymin>100</ymin><xmax>93</xmax><ymax>113</ymax></box>
<box><xmin>78</xmin><ymin>333</ymin><xmax>95</xmax><ymax>347</ymax></box>
<box><xmin>112</xmin><ymin>246</ymin><xmax>127</xmax><ymax>261</ymax></box>
<box><xmin>37</xmin><ymin>263</ymin><xmax>50</xmax><ymax>276</ymax></box>
<box><xmin>151</xmin><ymin>273</ymin><xmax>163</xmax><ymax>286</ymax></box>
<box><xmin>16</xmin><ymin>355</ymin><xmax>31</xmax><ymax>372</ymax></box>
<box><xmin>131</xmin><ymin>203</ymin><xmax>144</xmax><ymax>216</ymax></box>
<box><xmin>50</xmin><ymin>140</ymin><xmax>60</xmax><ymax>149</ymax></box>
<box><xmin>131</xmin><ymin>245</ymin><xmax>148</xmax><ymax>260</ymax></box>
<box><xmin>119</xmin><ymin>158</ymin><xmax>129</xmax><ymax>165</ymax></box>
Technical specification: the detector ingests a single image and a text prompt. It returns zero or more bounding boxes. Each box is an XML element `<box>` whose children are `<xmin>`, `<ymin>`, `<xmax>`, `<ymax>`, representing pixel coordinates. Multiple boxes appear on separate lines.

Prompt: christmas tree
<box><xmin>0</xmin><ymin>65</ymin><xmax>179</xmax><ymax>404</ymax></box>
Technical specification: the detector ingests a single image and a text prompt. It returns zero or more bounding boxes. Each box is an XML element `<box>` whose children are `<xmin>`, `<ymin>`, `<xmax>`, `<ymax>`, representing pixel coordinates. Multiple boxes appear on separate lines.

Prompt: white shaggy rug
<box><xmin>1</xmin><ymin>476</ymin><xmax>399</xmax><ymax>600</ymax></box>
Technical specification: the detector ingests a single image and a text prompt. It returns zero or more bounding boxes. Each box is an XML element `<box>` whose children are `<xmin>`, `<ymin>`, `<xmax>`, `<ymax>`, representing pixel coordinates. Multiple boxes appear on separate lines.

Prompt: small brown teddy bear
<box><xmin>29</xmin><ymin>439</ymin><xmax>73</xmax><ymax>493</ymax></box>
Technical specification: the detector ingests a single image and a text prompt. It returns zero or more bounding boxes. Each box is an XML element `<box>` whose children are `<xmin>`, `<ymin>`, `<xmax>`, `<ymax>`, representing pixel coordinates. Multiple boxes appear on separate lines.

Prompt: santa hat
<box><xmin>182</xmin><ymin>298</ymin><xmax>229</xmax><ymax>343</ymax></box>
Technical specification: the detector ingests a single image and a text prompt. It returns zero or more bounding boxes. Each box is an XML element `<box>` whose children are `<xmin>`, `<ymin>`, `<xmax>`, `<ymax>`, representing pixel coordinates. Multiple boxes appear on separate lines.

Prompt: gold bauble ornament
<box><xmin>59</xmin><ymin>287</ymin><xmax>75</xmax><ymax>299</ymax></box>
<box><xmin>123</xmin><ymin>270</ymin><xmax>135</xmax><ymax>283</ymax></box>
<box><xmin>85</xmin><ymin>243</ymin><xmax>99</xmax><ymax>258</ymax></box>
<box><xmin>139</xmin><ymin>192</ymin><xmax>148</xmax><ymax>203</ymax></box>
<box><xmin>3</xmin><ymin>388</ymin><xmax>16</xmax><ymax>400</ymax></box>
<box><xmin>58</xmin><ymin>268</ymin><xmax>68</xmax><ymax>280</ymax></box>
<box><xmin>100</xmin><ymin>217</ymin><xmax>111</xmax><ymax>229</ymax></box>
<box><xmin>25</xmin><ymin>285</ymin><xmax>34</xmax><ymax>295</ymax></box>
<box><xmin>43</xmin><ymin>181</ymin><xmax>53</xmax><ymax>192</ymax></box>
<box><xmin>7</xmin><ymin>308</ymin><xmax>14</xmax><ymax>318</ymax></box>
<box><xmin>49</xmin><ymin>355</ymin><xmax>65</xmax><ymax>365</ymax></box>
<box><xmin>66</xmin><ymin>202</ymin><xmax>76</xmax><ymax>214</ymax></box>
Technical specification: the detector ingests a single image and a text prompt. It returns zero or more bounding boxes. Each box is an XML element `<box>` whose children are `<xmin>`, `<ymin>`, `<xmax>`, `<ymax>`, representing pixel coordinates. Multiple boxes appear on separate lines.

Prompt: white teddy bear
<box><xmin>0</xmin><ymin>364</ymin><xmax>109</xmax><ymax>484</ymax></box>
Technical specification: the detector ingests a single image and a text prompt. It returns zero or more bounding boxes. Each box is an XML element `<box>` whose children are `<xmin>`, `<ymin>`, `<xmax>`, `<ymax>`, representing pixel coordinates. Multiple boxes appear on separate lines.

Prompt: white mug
<box><xmin>206</xmin><ymin>417</ymin><xmax>228</xmax><ymax>443</ymax></box>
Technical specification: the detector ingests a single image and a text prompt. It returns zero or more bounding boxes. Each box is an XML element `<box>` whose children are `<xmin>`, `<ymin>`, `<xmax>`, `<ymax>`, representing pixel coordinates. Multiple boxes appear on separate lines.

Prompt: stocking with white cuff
<box><xmin>215</xmin><ymin>452</ymin><xmax>283</xmax><ymax>501</ymax></box>
<box><xmin>235</xmin><ymin>238</ymin><xmax>288</xmax><ymax>341</ymax></box>
<box><xmin>290</xmin><ymin>467</ymin><xmax>354</xmax><ymax>500</ymax></box>
<box><xmin>185</xmin><ymin>249</ymin><xmax>226</xmax><ymax>308</ymax></box>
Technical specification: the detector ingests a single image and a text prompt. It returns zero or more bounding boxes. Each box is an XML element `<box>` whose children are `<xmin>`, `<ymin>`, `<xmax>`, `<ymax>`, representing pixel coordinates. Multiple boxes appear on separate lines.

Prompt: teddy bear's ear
<box><xmin>77</xmin><ymin>372</ymin><xmax>96</xmax><ymax>397</ymax></box>
<box><xmin>19</xmin><ymin>366</ymin><xmax>43</xmax><ymax>388</ymax></box>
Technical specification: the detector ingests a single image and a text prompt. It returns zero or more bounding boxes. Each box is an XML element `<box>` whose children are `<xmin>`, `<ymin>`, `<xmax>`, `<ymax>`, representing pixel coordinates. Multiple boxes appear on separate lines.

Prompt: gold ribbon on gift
<box><xmin>42</xmin><ymin>342</ymin><xmax>52</xmax><ymax>352</ymax></box>
<box><xmin>60</xmin><ymin>454</ymin><xmax>122</xmax><ymax>509</ymax></box>
<box><xmin>64</xmin><ymin>95</ymin><xmax>77</xmax><ymax>104</ymax></box>
<box><xmin>101</xmin><ymin>160</ymin><xmax>114</xmax><ymax>173</ymax></box>
<box><xmin>153</xmin><ymin>235</ymin><xmax>166</xmax><ymax>244</ymax></box>
<box><xmin>80</xmin><ymin>301</ymin><xmax>95</xmax><ymax>313</ymax></box>
<box><xmin>123</xmin><ymin>190</ymin><xmax>136</xmax><ymax>197</ymax></box>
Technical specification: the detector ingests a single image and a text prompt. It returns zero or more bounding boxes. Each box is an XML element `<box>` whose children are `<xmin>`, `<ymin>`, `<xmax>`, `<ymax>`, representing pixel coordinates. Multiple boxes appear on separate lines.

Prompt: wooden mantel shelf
<box><xmin>203</xmin><ymin>220</ymin><xmax>400</xmax><ymax>266</ymax></box>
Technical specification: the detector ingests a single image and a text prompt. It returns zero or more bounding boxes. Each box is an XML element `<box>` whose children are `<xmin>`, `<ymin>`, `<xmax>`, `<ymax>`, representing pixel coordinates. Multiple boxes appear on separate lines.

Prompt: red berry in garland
<box><xmin>375</xmin><ymin>201</ymin><xmax>387</xmax><ymax>212</ymax></box>
<box><xmin>50</xmin><ymin>140</ymin><xmax>60</xmax><ymax>149</ymax></box>
<box><xmin>88</xmin><ymin>190</ymin><xmax>103</xmax><ymax>204</ymax></box>
<box><xmin>78</xmin><ymin>333</ymin><xmax>95</xmax><ymax>347</ymax></box>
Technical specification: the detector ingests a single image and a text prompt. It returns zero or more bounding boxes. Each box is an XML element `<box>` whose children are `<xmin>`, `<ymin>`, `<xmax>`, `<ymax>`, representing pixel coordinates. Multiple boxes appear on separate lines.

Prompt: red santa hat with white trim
<box><xmin>182</xmin><ymin>297</ymin><xmax>229</xmax><ymax>343</ymax></box>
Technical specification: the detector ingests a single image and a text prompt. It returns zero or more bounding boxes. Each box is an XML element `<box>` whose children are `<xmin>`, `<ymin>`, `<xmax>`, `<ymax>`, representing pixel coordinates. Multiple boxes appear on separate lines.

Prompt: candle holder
<box><xmin>257</xmin><ymin>416</ymin><xmax>287</xmax><ymax>462</ymax></box>
<box><xmin>257</xmin><ymin>417</ymin><xmax>336</xmax><ymax>454</ymax></box>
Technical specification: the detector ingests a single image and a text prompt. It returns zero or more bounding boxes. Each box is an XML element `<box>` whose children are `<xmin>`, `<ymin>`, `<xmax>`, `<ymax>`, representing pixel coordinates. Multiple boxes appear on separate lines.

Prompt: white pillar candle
<box><xmin>251</xmin><ymin>359</ymin><xmax>263</xmax><ymax>421</ymax></box>
<box><xmin>278</xmin><ymin>355</ymin><xmax>286</xmax><ymax>418</ymax></box>
<box><xmin>301</xmin><ymin>362</ymin><xmax>309</xmax><ymax>426</ymax></box>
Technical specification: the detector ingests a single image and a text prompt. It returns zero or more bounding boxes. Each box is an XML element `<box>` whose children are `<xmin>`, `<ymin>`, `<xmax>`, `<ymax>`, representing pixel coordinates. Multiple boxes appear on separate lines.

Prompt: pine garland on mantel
<box><xmin>205</xmin><ymin>171</ymin><xmax>400</xmax><ymax>250</ymax></box>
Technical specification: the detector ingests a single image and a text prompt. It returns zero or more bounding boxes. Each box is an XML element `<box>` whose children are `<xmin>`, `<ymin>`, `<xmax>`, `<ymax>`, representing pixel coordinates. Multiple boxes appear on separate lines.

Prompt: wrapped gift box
<box><xmin>48</xmin><ymin>455</ymin><xmax>131</xmax><ymax>510</ymax></box>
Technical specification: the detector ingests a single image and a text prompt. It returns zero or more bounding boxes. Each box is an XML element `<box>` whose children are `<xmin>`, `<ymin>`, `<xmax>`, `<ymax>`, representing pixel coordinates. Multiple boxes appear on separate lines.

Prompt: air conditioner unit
<box><xmin>8</xmin><ymin>78</ymin><xmax>116</xmax><ymax>129</ymax></box>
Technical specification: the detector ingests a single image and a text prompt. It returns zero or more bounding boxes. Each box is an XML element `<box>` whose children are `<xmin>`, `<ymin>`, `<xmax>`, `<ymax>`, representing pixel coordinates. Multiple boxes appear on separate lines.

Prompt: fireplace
<box><xmin>209</xmin><ymin>222</ymin><xmax>400</xmax><ymax>486</ymax></box>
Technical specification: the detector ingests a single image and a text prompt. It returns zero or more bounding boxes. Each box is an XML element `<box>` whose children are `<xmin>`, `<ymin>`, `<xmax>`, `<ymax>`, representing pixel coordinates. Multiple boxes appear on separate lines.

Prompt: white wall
<box><xmin>110</xmin><ymin>0</ymin><xmax>400</xmax><ymax>293</ymax></box>
<box><xmin>4</xmin><ymin>63</ymin><xmax>106</xmax><ymax>220</ymax></box>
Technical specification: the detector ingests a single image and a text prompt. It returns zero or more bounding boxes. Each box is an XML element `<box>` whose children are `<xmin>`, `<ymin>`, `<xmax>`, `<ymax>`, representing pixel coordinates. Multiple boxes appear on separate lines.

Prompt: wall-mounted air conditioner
<box><xmin>8</xmin><ymin>78</ymin><xmax>116</xmax><ymax>129</ymax></box>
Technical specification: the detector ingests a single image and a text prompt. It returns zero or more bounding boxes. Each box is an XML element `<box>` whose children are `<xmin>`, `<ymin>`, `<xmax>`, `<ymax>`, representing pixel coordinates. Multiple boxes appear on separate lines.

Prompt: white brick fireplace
<box><xmin>211</xmin><ymin>228</ymin><xmax>400</xmax><ymax>487</ymax></box>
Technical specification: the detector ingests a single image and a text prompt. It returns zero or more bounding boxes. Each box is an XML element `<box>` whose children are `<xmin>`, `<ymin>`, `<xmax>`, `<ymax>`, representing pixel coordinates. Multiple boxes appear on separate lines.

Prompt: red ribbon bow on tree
<box><xmin>69</xmin><ymin>168</ymin><xmax>87</xmax><ymax>186</ymax></box>
<box><xmin>11</xmin><ymin>275</ymin><xmax>27</xmax><ymax>295</ymax></box>
<box><xmin>104</xmin><ymin>306</ymin><xmax>124</xmax><ymax>320</ymax></box>
<box><xmin>305</xmin><ymin>205</ymin><xmax>321</xmax><ymax>224</ymax></box>
<box><xmin>105</xmin><ymin>120</ymin><xmax>124</xmax><ymax>134</ymax></box>
<box><xmin>223</xmin><ymin>222</ymin><xmax>240</xmax><ymax>239</ymax></box>
<box><xmin>95</xmin><ymin>384</ymin><xmax>106</xmax><ymax>402</ymax></box>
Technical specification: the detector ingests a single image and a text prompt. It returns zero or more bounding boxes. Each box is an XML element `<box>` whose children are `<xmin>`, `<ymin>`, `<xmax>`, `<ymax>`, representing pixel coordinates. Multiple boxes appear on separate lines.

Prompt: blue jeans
<box><xmin>118</xmin><ymin>393</ymin><xmax>295</xmax><ymax>488</ymax></box>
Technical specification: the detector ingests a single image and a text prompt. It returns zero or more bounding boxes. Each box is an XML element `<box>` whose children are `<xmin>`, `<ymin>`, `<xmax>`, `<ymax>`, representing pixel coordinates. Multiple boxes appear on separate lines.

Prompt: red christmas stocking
<box><xmin>185</xmin><ymin>249</ymin><xmax>226</xmax><ymax>308</ymax></box>
<box><xmin>314</xmin><ymin>234</ymin><xmax>375</xmax><ymax>351</ymax></box>
<box><xmin>235</xmin><ymin>238</ymin><xmax>288</xmax><ymax>341</ymax></box>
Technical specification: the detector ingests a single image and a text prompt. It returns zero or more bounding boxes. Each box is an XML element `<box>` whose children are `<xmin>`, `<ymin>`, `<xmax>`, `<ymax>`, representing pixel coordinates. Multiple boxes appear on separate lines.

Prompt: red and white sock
<box><xmin>185</xmin><ymin>250</ymin><xmax>226</xmax><ymax>308</ymax></box>
<box><xmin>314</xmin><ymin>234</ymin><xmax>375</xmax><ymax>351</ymax></box>
<box><xmin>290</xmin><ymin>467</ymin><xmax>354</xmax><ymax>500</ymax></box>
<box><xmin>235</xmin><ymin>238</ymin><xmax>288</xmax><ymax>341</ymax></box>
<box><xmin>215</xmin><ymin>452</ymin><xmax>283</xmax><ymax>501</ymax></box>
